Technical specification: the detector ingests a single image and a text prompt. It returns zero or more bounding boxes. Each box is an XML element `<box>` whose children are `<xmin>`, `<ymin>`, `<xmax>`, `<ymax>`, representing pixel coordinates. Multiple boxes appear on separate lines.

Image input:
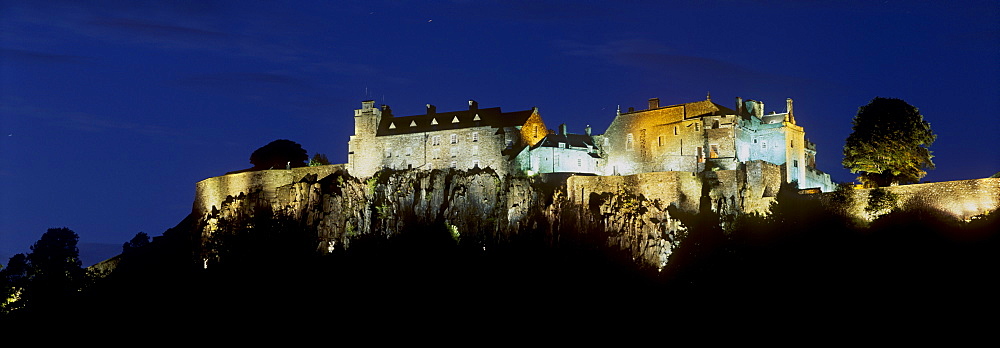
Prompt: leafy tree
<box><xmin>308</xmin><ymin>153</ymin><xmax>331</xmax><ymax>167</ymax></box>
<box><xmin>0</xmin><ymin>254</ymin><xmax>30</xmax><ymax>313</ymax></box>
<box><xmin>864</xmin><ymin>187</ymin><xmax>899</xmax><ymax>220</ymax></box>
<box><xmin>27</xmin><ymin>228</ymin><xmax>86</xmax><ymax>300</ymax></box>
<box><xmin>843</xmin><ymin>97</ymin><xmax>935</xmax><ymax>187</ymax></box>
<box><xmin>122</xmin><ymin>231</ymin><xmax>150</xmax><ymax>253</ymax></box>
<box><xmin>249</xmin><ymin>139</ymin><xmax>309</xmax><ymax>170</ymax></box>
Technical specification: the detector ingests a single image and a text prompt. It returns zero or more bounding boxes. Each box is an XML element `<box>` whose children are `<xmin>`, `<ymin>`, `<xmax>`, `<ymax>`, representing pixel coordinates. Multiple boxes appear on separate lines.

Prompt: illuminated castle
<box><xmin>348</xmin><ymin>95</ymin><xmax>835</xmax><ymax>192</ymax></box>
<box><xmin>600</xmin><ymin>96</ymin><xmax>834</xmax><ymax>191</ymax></box>
<box><xmin>348</xmin><ymin>100</ymin><xmax>548</xmax><ymax>178</ymax></box>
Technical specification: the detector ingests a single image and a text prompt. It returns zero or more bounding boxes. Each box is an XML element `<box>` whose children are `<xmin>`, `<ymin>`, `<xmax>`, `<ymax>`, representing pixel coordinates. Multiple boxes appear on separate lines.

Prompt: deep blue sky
<box><xmin>2</xmin><ymin>0</ymin><xmax>998</xmax><ymax>265</ymax></box>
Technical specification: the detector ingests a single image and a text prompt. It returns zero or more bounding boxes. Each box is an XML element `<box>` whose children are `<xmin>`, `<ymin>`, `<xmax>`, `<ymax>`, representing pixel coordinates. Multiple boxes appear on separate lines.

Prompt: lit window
<box><xmin>472</xmin><ymin>132</ymin><xmax>479</xmax><ymax>142</ymax></box>
<box><xmin>697</xmin><ymin>147</ymin><xmax>704</xmax><ymax>163</ymax></box>
<box><xmin>577</xmin><ymin>158</ymin><xmax>582</xmax><ymax>167</ymax></box>
<box><xmin>450</xmin><ymin>161</ymin><xmax>457</xmax><ymax>168</ymax></box>
<box><xmin>710</xmin><ymin>145</ymin><xmax>719</xmax><ymax>158</ymax></box>
<box><xmin>450</xmin><ymin>134</ymin><xmax>458</xmax><ymax>144</ymax></box>
<box><xmin>626</xmin><ymin>133</ymin><xmax>634</xmax><ymax>151</ymax></box>
<box><xmin>450</xmin><ymin>147</ymin><xmax>458</xmax><ymax>157</ymax></box>
<box><xmin>695</xmin><ymin>123</ymin><xmax>700</xmax><ymax>132</ymax></box>
<box><xmin>432</xmin><ymin>136</ymin><xmax>441</xmax><ymax>146</ymax></box>
<box><xmin>432</xmin><ymin>149</ymin><xmax>440</xmax><ymax>159</ymax></box>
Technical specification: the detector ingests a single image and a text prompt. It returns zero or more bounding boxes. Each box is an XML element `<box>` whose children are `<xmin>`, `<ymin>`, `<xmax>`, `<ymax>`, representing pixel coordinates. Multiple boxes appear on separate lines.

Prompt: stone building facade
<box><xmin>348</xmin><ymin>100</ymin><xmax>548</xmax><ymax>178</ymax></box>
<box><xmin>513</xmin><ymin>123</ymin><xmax>602</xmax><ymax>175</ymax></box>
<box><xmin>601</xmin><ymin>96</ymin><xmax>834</xmax><ymax>191</ymax></box>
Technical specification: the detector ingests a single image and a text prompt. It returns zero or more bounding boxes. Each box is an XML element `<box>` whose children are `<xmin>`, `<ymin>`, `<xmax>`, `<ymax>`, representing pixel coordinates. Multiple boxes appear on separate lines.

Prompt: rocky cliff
<box><xmin>194</xmin><ymin>166</ymin><xmax>724</xmax><ymax>270</ymax></box>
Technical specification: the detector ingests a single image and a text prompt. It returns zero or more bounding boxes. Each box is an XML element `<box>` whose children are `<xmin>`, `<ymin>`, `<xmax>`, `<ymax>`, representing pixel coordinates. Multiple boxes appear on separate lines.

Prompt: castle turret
<box><xmin>349</xmin><ymin>100</ymin><xmax>384</xmax><ymax>177</ymax></box>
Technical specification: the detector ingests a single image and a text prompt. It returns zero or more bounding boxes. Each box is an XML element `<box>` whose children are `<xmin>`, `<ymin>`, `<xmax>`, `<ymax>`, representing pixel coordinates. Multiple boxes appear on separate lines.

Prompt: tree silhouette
<box><xmin>0</xmin><ymin>254</ymin><xmax>30</xmax><ymax>314</ymax></box>
<box><xmin>122</xmin><ymin>232</ymin><xmax>150</xmax><ymax>253</ymax></box>
<box><xmin>249</xmin><ymin>139</ymin><xmax>309</xmax><ymax>170</ymax></box>
<box><xmin>843</xmin><ymin>97</ymin><xmax>935</xmax><ymax>187</ymax></box>
<box><xmin>21</xmin><ymin>228</ymin><xmax>87</xmax><ymax>312</ymax></box>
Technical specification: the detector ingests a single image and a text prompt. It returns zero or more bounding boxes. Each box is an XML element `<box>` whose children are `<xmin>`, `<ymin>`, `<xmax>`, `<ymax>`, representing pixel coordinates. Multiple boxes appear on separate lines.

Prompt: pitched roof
<box><xmin>620</xmin><ymin>98</ymin><xmax>737</xmax><ymax>118</ymax></box>
<box><xmin>376</xmin><ymin>106</ymin><xmax>535</xmax><ymax>136</ymax></box>
<box><xmin>532</xmin><ymin>133</ymin><xmax>596</xmax><ymax>149</ymax></box>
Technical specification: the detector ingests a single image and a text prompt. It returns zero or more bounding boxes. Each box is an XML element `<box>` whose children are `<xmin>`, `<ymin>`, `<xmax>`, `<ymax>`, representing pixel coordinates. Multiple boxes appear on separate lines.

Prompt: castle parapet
<box><xmin>193</xmin><ymin>164</ymin><xmax>346</xmax><ymax>215</ymax></box>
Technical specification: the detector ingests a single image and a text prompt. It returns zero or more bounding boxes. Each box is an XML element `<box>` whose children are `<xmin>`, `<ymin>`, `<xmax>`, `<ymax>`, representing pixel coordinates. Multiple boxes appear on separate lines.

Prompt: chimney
<box><xmin>736</xmin><ymin>97</ymin><xmax>743</xmax><ymax>116</ymax></box>
<box><xmin>468</xmin><ymin>100</ymin><xmax>478</xmax><ymax>110</ymax></box>
<box><xmin>426</xmin><ymin>104</ymin><xmax>436</xmax><ymax>114</ymax></box>
<box><xmin>648</xmin><ymin>98</ymin><xmax>660</xmax><ymax>109</ymax></box>
<box><xmin>585</xmin><ymin>125</ymin><xmax>592</xmax><ymax>136</ymax></box>
<box><xmin>559</xmin><ymin>123</ymin><xmax>568</xmax><ymax>135</ymax></box>
<box><xmin>786</xmin><ymin>98</ymin><xmax>795</xmax><ymax>123</ymax></box>
<box><xmin>628</xmin><ymin>107</ymin><xmax>635</xmax><ymax>113</ymax></box>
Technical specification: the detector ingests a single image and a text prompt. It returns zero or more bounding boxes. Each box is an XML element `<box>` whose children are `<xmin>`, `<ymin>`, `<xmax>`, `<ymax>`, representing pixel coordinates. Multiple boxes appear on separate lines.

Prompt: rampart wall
<box><xmin>819</xmin><ymin>178</ymin><xmax>1000</xmax><ymax>221</ymax></box>
<box><xmin>193</xmin><ymin>164</ymin><xmax>346</xmax><ymax>215</ymax></box>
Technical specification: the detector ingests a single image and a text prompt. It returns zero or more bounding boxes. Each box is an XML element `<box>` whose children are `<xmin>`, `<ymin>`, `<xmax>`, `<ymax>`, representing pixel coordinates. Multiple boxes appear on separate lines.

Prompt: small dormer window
<box><xmin>558</xmin><ymin>142</ymin><xmax>566</xmax><ymax>149</ymax></box>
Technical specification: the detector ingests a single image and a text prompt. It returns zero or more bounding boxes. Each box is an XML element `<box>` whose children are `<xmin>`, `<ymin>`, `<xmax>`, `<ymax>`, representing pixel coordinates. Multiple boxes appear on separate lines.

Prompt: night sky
<box><xmin>2</xmin><ymin>1</ymin><xmax>998</xmax><ymax>265</ymax></box>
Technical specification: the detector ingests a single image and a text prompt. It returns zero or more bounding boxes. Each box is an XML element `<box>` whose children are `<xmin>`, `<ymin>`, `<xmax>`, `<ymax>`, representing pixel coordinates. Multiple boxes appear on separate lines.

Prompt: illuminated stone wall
<box><xmin>193</xmin><ymin>164</ymin><xmax>345</xmax><ymax>215</ymax></box>
<box><xmin>822</xmin><ymin>178</ymin><xmax>1000</xmax><ymax>221</ymax></box>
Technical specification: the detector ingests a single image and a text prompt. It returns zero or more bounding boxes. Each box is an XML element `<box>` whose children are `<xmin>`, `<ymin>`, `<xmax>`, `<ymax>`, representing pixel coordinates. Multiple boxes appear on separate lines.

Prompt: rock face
<box><xmin>194</xmin><ymin>166</ymin><xmax>728</xmax><ymax>269</ymax></box>
<box><xmin>191</xmin><ymin>164</ymin><xmax>1000</xmax><ymax>270</ymax></box>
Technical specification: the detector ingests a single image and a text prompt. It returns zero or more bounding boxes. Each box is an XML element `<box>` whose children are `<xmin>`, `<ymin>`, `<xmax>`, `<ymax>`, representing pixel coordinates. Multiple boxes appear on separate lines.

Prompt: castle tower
<box><xmin>348</xmin><ymin>100</ymin><xmax>383</xmax><ymax>177</ymax></box>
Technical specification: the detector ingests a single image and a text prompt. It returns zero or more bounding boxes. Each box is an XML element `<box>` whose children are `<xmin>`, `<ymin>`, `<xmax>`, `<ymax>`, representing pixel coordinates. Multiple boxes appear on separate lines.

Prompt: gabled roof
<box><xmin>681</xmin><ymin>99</ymin><xmax>737</xmax><ymax>117</ymax></box>
<box><xmin>376</xmin><ymin>106</ymin><xmax>535</xmax><ymax>136</ymax></box>
<box><xmin>532</xmin><ymin>133</ymin><xmax>595</xmax><ymax>149</ymax></box>
<box><xmin>619</xmin><ymin>98</ymin><xmax>737</xmax><ymax>118</ymax></box>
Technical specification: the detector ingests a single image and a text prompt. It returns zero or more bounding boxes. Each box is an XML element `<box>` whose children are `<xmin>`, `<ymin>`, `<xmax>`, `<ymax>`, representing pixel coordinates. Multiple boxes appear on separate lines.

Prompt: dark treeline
<box><xmin>2</xmin><ymin>183</ymin><xmax>997</xmax><ymax>327</ymax></box>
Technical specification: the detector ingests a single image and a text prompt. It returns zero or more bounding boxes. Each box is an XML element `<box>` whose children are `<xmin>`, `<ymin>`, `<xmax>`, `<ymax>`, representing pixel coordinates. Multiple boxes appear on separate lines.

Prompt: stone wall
<box><xmin>816</xmin><ymin>178</ymin><xmax>1000</xmax><ymax>221</ymax></box>
<box><xmin>193</xmin><ymin>164</ymin><xmax>346</xmax><ymax>215</ymax></box>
